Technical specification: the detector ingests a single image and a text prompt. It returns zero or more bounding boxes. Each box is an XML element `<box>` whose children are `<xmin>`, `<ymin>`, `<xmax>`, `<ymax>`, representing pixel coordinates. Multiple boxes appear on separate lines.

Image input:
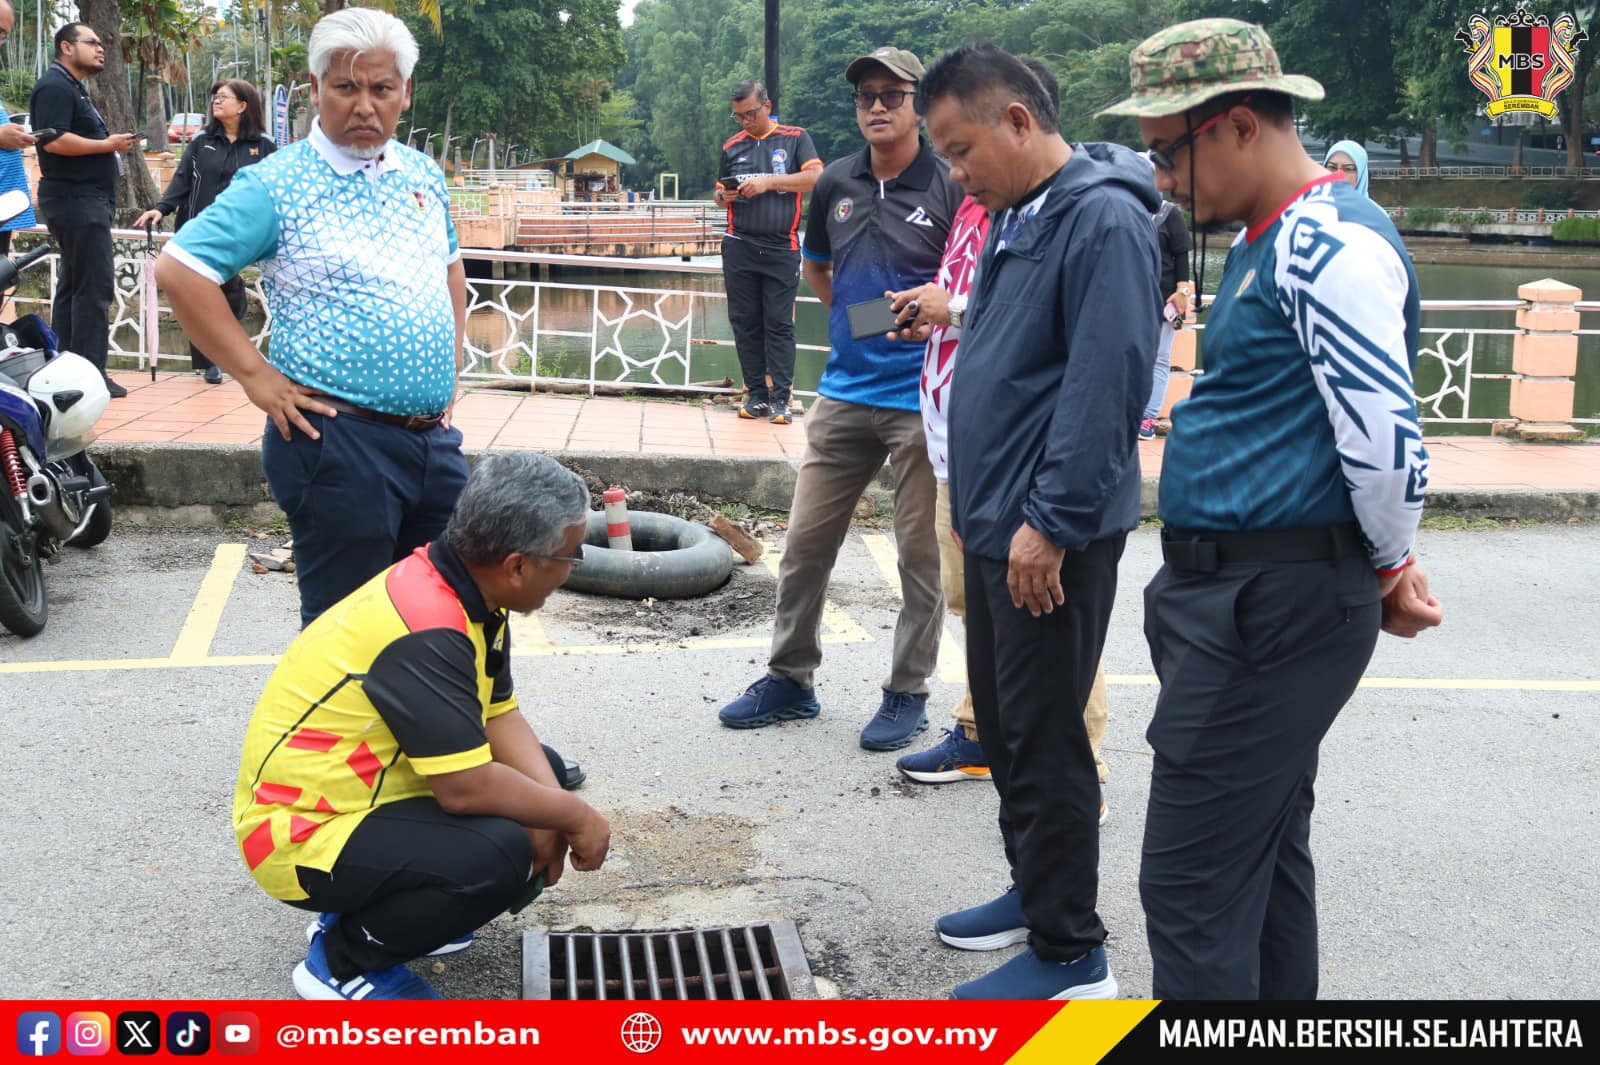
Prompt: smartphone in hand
<box><xmin>846</xmin><ymin>296</ymin><xmax>900</xmax><ymax>340</ymax></box>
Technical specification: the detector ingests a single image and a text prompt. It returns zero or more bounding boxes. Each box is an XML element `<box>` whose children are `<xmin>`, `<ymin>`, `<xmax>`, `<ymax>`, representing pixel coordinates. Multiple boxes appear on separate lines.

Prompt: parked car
<box><xmin>167</xmin><ymin>113</ymin><xmax>206</xmax><ymax>144</ymax></box>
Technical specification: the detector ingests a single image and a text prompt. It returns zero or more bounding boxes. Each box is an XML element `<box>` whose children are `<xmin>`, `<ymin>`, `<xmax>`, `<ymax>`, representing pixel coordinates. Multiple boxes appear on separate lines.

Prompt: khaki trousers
<box><xmin>769</xmin><ymin>397</ymin><xmax>943</xmax><ymax>694</ymax></box>
<box><xmin>936</xmin><ymin>481</ymin><xmax>1109</xmax><ymax>782</ymax></box>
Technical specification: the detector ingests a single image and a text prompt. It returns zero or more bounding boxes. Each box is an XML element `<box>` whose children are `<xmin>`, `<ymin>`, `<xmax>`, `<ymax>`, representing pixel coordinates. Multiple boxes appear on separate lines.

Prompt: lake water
<box><xmin>504</xmin><ymin>248</ymin><xmax>1600</xmax><ymax>427</ymax></box>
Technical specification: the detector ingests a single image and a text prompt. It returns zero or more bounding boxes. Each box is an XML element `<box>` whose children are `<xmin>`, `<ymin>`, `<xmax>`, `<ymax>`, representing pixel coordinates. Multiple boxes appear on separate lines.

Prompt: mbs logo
<box><xmin>1457</xmin><ymin>5</ymin><xmax>1587</xmax><ymax>119</ymax></box>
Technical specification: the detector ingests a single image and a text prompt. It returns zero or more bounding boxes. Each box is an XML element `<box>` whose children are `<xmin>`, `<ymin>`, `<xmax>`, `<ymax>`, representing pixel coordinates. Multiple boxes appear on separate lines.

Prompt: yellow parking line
<box><xmin>860</xmin><ymin>533</ymin><xmax>899</xmax><ymax>593</ymax></box>
<box><xmin>169</xmin><ymin>544</ymin><xmax>248</xmax><ymax>663</ymax></box>
<box><xmin>508</xmin><ymin>612</ymin><xmax>556</xmax><ymax>652</ymax></box>
<box><xmin>0</xmin><ymin>654</ymin><xmax>280</xmax><ymax>674</ymax></box>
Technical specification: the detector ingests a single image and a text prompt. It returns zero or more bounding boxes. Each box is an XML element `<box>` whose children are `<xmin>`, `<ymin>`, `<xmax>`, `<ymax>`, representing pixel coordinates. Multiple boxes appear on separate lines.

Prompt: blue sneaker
<box><xmin>293</xmin><ymin>930</ymin><xmax>443</xmax><ymax>1000</ymax></box>
<box><xmin>937</xmin><ymin>888</ymin><xmax>1028</xmax><ymax>951</ymax></box>
<box><xmin>719</xmin><ymin>674</ymin><xmax>821</xmax><ymax>729</ymax></box>
<box><xmin>897</xmin><ymin>725</ymin><xmax>990</xmax><ymax>783</ymax></box>
<box><xmin>859</xmin><ymin>690</ymin><xmax>929</xmax><ymax>751</ymax></box>
<box><xmin>308</xmin><ymin>913</ymin><xmax>472</xmax><ymax>957</ymax></box>
<box><xmin>952</xmin><ymin>945</ymin><xmax>1118</xmax><ymax>1000</ymax></box>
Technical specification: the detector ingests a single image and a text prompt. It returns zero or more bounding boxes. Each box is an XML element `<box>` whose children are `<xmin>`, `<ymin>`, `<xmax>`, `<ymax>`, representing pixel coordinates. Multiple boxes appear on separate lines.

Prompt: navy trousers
<box><xmin>721</xmin><ymin>235</ymin><xmax>799</xmax><ymax>408</ymax></box>
<box><xmin>1140</xmin><ymin>553</ymin><xmax>1381</xmax><ymax>999</ymax></box>
<box><xmin>292</xmin><ymin>797</ymin><xmax>536</xmax><ymax>979</ymax></box>
<box><xmin>964</xmin><ymin>535</ymin><xmax>1123</xmax><ymax>963</ymax></box>
<box><xmin>261</xmin><ymin>410</ymin><xmax>470</xmax><ymax>627</ymax></box>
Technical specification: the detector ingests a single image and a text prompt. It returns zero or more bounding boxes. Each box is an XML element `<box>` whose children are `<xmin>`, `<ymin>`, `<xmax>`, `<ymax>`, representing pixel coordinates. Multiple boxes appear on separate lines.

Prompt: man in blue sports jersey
<box><xmin>1102</xmin><ymin>19</ymin><xmax>1443</xmax><ymax>999</ymax></box>
<box><xmin>158</xmin><ymin>8</ymin><xmax>469</xmax><ymax>628</ymax></box>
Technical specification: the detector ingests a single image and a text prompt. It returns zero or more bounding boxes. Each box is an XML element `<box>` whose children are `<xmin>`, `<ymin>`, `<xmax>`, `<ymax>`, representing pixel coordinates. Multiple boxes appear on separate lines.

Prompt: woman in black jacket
<box><xmin>136</xmin><ymin>79</ymin><xmax>275</xmax><ymax>383</ymax></box>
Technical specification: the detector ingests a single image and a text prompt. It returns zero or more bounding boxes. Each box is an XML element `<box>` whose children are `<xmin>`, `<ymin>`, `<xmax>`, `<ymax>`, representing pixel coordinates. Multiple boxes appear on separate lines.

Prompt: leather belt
<box><xmin>1160</xmin><ymin>523</ymin><xmax>1362</xmax><ymax>573</ymax></box>
<box><xmin>316</xmin><ymin>396</ymin><xmax>445</xmax><ymax>433</ymax></box>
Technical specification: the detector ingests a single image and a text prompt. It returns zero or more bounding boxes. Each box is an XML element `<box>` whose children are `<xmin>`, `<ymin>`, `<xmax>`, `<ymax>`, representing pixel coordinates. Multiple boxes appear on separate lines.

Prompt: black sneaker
<box><xmin>737</xmin><ymin>400</ymin><xmax>773</xmax><ymax>420</ymax></box>
<box><xmin>203</xmin><ymin>366</ymin><xmax>222</xmax><ymax>384</ymax></box>
<box><xmin>105</xmin><ymin>377</ymin><xmax>127</xmax><ymax>398</ymax></box>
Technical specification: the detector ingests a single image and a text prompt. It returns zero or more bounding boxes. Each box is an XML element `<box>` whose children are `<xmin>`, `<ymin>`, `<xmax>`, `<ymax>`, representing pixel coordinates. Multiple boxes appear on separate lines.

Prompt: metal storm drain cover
<box><xmin>523</xmin><ymin>920</ymin><xmax>815</xmax><ymax>1000</ymax></box>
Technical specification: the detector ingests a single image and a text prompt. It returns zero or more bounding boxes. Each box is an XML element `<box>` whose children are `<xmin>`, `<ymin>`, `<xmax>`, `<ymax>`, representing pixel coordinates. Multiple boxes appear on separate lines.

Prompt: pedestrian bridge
<box><xmin>450</xmin><ymin>183</ymin><xmax>723</xmax><ymax>257</ymax></box>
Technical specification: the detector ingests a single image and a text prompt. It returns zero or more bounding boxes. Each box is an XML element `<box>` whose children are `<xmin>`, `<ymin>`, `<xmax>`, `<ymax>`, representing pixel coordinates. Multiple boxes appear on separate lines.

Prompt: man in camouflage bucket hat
<box><xmin>1107</xmin><ymin>20</ymin><xmax>1444</xmax><ymax>999</ymax></box>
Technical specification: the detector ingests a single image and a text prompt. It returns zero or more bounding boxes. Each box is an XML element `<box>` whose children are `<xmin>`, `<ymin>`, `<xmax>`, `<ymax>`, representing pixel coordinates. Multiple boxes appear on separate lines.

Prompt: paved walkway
<box><xmin>93</xmin><ymin>371</ymin><xmax>1600</xmax><ymax>492</ymax></box>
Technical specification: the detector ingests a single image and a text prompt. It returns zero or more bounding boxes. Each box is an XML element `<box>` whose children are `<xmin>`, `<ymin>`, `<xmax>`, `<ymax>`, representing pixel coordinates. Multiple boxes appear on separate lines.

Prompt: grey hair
<box><xmin>731</xmin><ymin>80</ymin><xmax>768</xmax><ymax>104</ymax></box>
<box><xmin>308</xmin><ymin>7</ymin><xmax>419</xmax><ymax>82</ymax></box>
<box><xmin>446</xmin><ymin>453</ymin><xmax>591</xmax><ymax>566</ymax></box>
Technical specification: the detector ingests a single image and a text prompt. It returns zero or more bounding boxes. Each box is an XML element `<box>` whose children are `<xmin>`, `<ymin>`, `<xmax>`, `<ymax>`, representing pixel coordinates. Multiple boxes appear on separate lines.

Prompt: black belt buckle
<box><xmin>1162</xmin><ymin>534</ymin><xmax>1219</xmax><ymax>573</ymax></box>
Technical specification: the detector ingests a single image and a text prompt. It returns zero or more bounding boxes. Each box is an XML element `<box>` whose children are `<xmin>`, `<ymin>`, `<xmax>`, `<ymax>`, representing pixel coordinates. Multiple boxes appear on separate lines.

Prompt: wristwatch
<box><xmin>948</xmin><ymin>294</ymin><xmax>968</xmax><ymax>328</ymax></box>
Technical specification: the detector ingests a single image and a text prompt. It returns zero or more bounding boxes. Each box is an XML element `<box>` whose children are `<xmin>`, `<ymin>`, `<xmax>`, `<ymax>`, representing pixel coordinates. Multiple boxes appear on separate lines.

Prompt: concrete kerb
<box><xmin>93</xmin><ymin>442</ymin><xmax>1599</xmax><ymax>525</ymax></box>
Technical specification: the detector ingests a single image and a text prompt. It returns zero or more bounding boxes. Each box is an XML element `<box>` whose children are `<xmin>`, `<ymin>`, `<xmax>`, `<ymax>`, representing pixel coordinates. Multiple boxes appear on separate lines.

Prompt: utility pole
<box><xmin>764</xmin><ymin>0</ymin><xmax>780</xmax><ymax>118</ymax></box>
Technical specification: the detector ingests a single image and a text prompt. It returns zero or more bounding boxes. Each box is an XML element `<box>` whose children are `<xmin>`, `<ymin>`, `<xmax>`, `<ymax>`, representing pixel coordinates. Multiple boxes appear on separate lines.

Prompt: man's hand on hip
<box><xmin>237</xmin><ymin>362</ymin><xmax>338</xmax><ymax>441</ymax></box>
<box><xmin>1008</xmin><ymin>522</ymin><xmax>1066</xmax><ymax>617</ymax></box>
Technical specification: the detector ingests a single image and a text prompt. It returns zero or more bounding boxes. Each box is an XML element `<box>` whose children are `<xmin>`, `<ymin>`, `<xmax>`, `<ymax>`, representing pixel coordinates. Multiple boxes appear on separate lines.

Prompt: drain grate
<box><xmin>522</xmin><ymin>920</ymin><xmax>815</xmax><ymax>1000</ymax></box>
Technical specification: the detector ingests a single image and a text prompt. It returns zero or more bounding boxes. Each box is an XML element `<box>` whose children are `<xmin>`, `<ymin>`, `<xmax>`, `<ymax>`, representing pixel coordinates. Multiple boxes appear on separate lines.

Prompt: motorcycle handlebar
<box><xmin>7</xmin><ymin>244</ymin><xmax>52</xmax><ymax>273</ymax></box>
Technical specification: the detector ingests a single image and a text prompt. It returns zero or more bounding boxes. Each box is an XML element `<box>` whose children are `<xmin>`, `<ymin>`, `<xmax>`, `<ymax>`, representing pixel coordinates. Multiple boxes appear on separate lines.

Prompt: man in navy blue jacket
<box><xmin>921</xmin><ymin>43</ymin><xmax>1159</xmax><ymax>999</ymax></box>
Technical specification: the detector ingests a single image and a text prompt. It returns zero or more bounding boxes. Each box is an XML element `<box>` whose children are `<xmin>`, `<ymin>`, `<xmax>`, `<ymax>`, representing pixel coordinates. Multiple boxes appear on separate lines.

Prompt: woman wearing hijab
<box><xmin>1323</xmin><ymin>139</ymin><xmax>1370</xmax><ymax>197</ymax></box>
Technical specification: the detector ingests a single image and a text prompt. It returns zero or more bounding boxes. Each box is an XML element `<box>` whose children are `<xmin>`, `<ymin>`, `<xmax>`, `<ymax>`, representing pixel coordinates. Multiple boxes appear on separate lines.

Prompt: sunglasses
<box><xmin>1146</xmin><ymin>95</ymin><xmax>1250</xmax><ymax>172</ymax></box>
<box><xmin>851</xmin><ymin>89</ymin><xmax>916</xmax><ymax>111</ymax></box>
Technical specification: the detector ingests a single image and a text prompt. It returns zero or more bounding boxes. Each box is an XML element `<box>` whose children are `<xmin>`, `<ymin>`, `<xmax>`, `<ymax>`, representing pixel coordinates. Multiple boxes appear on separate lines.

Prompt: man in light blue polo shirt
<box><xmin>157</xmin><ymin>8</ymin><xmax>469</xmax><ymax>627</ymax></box>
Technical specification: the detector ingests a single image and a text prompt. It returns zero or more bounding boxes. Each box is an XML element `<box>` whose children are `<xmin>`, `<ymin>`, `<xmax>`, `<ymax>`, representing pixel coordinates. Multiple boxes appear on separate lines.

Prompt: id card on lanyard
<box><xmin>55</xmin><ymin>62</ymin><xmax>123</xmax><ymax>175</ymax></box>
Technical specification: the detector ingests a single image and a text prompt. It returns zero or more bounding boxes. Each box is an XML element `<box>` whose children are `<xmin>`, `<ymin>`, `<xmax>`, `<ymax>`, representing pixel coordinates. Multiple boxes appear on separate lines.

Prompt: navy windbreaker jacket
<box><xmin>948</xmin><ymin>142</ymin><xmax>1162</xmax><ymax>559</ymax></box>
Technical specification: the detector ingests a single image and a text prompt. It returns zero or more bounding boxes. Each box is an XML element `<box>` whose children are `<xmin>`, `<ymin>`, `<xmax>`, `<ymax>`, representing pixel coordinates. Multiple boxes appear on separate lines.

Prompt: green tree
<box><xmin>404</xmin><ymin>0</ymin><xmax>622</xmax><ymax>167</ymax></box>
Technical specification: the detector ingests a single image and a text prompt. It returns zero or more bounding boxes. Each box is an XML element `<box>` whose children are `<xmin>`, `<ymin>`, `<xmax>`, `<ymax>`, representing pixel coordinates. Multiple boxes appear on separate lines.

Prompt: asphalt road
<box><xmin>0</xmin><ymin>522</ymin><xmax>1595</xmax><ymax>1001</ymax></box>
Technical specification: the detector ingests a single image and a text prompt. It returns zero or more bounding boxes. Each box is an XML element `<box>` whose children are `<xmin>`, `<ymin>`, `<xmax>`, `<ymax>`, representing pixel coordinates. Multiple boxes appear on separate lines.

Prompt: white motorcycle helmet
<box><xmin>25</xmin><ymin>351</ymin><xmax>110</xmax><ymax>443</ymax></box>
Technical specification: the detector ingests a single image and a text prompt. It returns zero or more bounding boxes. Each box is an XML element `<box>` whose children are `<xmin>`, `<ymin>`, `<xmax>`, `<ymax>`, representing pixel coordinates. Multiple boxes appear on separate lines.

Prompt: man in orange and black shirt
<box><xmin>232</xmin><ymin>452</ymin><xmax>610</xmax><ymax>1000</ymax></box>
<box><xmin>714</xmin><ymin>80</ymin><xmax>822</xmax><ymax>423</ymax></box>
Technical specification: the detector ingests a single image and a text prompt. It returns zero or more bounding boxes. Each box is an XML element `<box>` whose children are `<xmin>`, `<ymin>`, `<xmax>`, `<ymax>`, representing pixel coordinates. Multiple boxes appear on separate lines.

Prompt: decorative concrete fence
<box><xmin>8</xmin><ymin>230</ymin><xmax>1594</xmax><ymax>436</ymax></box>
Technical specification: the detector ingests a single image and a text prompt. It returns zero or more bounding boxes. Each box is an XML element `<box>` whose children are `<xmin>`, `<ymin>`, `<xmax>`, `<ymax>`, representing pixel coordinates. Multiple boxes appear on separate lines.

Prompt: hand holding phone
<box><xmin>846</xmin><ymin>296</ymin><xmax>900</xmax><ymax>340</ymax></box>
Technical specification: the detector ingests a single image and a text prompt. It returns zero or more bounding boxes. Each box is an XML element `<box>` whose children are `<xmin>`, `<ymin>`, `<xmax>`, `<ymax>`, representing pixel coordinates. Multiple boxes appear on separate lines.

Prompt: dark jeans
<box><xmin>38</xmin><ymin>193</ymin><xmax>115</xmax><ymax>372</ymax></box>
<box><xmin>190</xmin><ymin>275</ymin><xmax>247</xmax><ymax>371</ymax></box>
<box><xmin>291</xmin><ymin>797</ymin><xmax>537</xmax><ymax>979</ymax></box>
<box><xmin>964</xmin><ymin>535</ymin><xmax>1123</xmax><ymax>963</ymax></box>
<box><xmin>1140</xmin><ymin>554</ymin><xmax>1381</xmax><ymax>999</ymax></box>
<box><xmin>722</xmin><ymin>235</ymin><xmax>799</xmax><ymax>408</ymax></box>
<box><xmin>261</xmin><ymin>409</ymin><xmax>470</xmax><ymax>627</ymax></box>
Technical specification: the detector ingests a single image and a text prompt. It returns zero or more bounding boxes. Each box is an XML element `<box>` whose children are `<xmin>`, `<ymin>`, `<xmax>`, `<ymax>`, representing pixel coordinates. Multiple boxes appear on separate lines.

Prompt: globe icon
<box><xmin>620</xmin><ymin>1012</ymin><xmax>663</xmax><ymax>1054</ymax></box>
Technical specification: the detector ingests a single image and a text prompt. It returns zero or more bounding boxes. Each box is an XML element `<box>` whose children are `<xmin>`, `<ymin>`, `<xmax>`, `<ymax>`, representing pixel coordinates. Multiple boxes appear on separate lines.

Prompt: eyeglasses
<box><xmin>1146</xmin><ymin>96</ymin><xmax>1249</xmax><ymax>172</ymax></box>
<box><xmin>212</xmin><ymin>93</ymin><xmax>239</xmax><ymax>102</ymax></box>
<box><xmin>852</xmin><ymin>89</ymin><xmax>915</xmax><ymax>111</ymax></box>
<box><xmin>529</xmin><ymin>552</ymin><xmax>585</xmax><ymax>569</ymax></box>
<box><xmin>73</xmin><ymin>37</ymin><xmax>104</xmax><ymax>49</ymax></box>
<box><xmin>1326</xmin><ymin>162</ymin><xmax>1359</xmax><ymax>175</ymax></box>
<box><xmin>730</xmin><ymin>104</ymin><xmax>765</xmax><ymax>122</ymax></box>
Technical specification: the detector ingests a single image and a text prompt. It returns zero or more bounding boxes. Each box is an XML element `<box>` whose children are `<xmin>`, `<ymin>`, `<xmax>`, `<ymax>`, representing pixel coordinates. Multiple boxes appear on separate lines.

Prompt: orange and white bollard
<box><xmin>603</xmin><ymin>486</ymin><xmax>633</xmax><ymax>551</ymax></box>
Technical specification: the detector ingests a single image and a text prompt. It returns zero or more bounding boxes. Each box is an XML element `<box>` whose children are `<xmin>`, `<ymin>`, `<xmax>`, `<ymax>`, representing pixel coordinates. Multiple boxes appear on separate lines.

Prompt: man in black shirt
<box><xmin>29</xmin><ymin>22</ymin><xmax>138</xmax><ymax>398</ymax></box>
<box><xmin>714</xmin><ymin>80</ymin><xmax>822</xmax><ymax>423</ymax></box>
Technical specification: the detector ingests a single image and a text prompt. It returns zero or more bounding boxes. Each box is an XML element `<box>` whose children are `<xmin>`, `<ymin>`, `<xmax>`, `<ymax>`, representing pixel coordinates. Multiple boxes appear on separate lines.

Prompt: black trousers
<box><xmin>964</xmin><ymin>535</ymin><xmax>1123</xmax><ymax>962</ymax></box>
<box><xmin>38</xmin><ymin>193</ymin><xmax>115</xmax><ymax>373</ymax></box>
<box><xmin>189</xmin><ymin>274</ymin><xmax>246</xmax><ymax>371</ymax></box>
<box><xmin>1140</xmin><ymin>554</ymin><xmax>1381</xmax><ymax>999</ymax></box>
<box><xmin>721</xmin><ymin>235</ymin><xmax>799</xmax><ymax>407</ymax></box>
<box><xmin>291</xmin><ymin>797</ymin><xmax>537</xmax><ymax>980</ymax></box>
<box><xmin>260</xmin><ymin>409</ymin><xmax>469</xmax><ymax>627</ymax></box>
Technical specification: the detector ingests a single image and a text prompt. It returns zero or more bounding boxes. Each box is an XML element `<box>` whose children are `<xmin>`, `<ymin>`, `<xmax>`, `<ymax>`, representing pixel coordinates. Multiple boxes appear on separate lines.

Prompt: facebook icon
<box><xmin>15</xmin><ymin>1012</ymin><xmax>61</xmax><ymax>1057</ymax></box>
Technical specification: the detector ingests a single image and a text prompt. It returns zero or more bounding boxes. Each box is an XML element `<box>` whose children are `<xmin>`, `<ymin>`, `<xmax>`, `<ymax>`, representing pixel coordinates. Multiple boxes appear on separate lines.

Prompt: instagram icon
<box><xmin>66</xmin><ymin>1012</ymin><xmax>111</xmax><ymax>1056</ymax></box>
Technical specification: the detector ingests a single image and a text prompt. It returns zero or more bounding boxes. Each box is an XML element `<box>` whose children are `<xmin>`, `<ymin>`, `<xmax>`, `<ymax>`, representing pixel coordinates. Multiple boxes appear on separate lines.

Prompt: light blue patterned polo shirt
<box><xmin>0</xmin><ymin>101</ymin><xmax>38</xmax><ymax>232</ymax></box>
<box><xmin>166</xmin><ymin>120</ymin><xmax>460</xmax><ymax>415</ymax></box>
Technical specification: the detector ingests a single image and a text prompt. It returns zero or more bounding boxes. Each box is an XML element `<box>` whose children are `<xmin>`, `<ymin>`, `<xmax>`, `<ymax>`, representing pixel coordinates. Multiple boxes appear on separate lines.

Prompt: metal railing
<box><xmin>1384</xmin><ymin>206</ymin><xmax>1599</xmax><ymax>223</ymax></box>
<box><xmin>456</xmin><ymin>168</ymin><xmax>557</xmax><ymax>190</ymax></box>
<box><xmin>1371</xmin><ymin>165</ymin><xmax>1600</xmax><ymax>180</ymax></box>
<box><xmin>7</xmin><ymin>228</ymin><xmax>1593</xmax><ymax>426</ymax></box>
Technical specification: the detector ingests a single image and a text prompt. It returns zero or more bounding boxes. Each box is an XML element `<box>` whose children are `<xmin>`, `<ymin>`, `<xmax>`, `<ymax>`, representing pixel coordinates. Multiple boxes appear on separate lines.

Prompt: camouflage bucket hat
<box><xmin>1098</xmin><ymin>18</ymin><xmax>1324</xmax><ymax>118</ymax></box>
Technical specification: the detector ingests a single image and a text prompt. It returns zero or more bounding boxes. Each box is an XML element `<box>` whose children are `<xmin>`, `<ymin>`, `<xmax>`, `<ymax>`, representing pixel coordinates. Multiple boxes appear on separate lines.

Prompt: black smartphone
<box><xmin>846</xmin><ymin>296</ymin><xmax>900</xmax><ymax>340</ymax></box>
<box><xmin>30</xmin><ymin>127</ymin><xmax>61</xmax><ymax>144</ymax></box>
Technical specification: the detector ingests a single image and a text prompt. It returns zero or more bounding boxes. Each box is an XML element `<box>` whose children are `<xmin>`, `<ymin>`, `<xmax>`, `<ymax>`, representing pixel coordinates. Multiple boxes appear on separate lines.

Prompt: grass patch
<box><xmin>1420</xmin><ymin>515</ymin><xmax>1508</xmax><ymax>531</ymax></box>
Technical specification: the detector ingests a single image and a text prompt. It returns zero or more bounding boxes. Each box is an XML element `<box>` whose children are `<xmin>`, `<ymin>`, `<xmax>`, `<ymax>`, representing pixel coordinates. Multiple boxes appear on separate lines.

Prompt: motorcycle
<box><xmin>0</xmin><ymin>189</ymin><xmax>115</xmax><ymax>636</ymax></box>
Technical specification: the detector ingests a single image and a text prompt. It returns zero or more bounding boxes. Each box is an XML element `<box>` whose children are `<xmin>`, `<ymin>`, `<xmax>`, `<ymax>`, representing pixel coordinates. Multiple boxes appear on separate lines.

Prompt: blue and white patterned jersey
<box><xmin>1159</xmin><ymin>176</ymin><xmax>1427</xmax><ymax>573</ymax></box>
<box><xmin>166</xmin><ymin>121</ymin><xmax>461</xmax><ymax>416</ymax></box>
